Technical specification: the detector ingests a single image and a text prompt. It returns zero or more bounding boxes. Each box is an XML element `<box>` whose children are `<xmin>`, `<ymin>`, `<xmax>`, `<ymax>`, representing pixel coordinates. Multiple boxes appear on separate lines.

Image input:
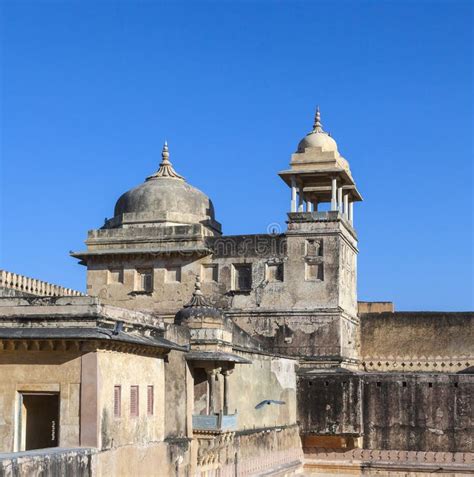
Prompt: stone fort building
<box><xmin>0</xmin><ymin>109</ymin><xmax>472</xmax><ymax>476</ymax></box>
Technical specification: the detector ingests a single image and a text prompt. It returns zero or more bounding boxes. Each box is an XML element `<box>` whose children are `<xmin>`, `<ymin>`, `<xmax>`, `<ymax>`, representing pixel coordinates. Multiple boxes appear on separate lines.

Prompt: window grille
<box><xmin>130</xmin><ymin>386</ymin><xmax>139</xmax><ymax>417</ymax></box>
<box><xmin>114</xmin><ymin>386</ymin><xmax>121</xmax><ymax>417</ymax></box>
<box><xmin>147</xmin><ymin>385</ymin><xmax>154</xmax><ymax>416</ymax></box>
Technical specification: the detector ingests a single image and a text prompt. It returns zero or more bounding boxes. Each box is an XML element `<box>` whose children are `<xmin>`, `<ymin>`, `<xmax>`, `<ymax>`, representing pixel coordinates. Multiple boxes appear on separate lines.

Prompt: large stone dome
<box><xmin>110</xmin><ymin>142</ymin><xmax>219</xmax><ymax>230</ymax></box>
<box><xmin>114</xmin><ymin>177</ymin><xmax>216</xmax><ymax>224</ymax></box>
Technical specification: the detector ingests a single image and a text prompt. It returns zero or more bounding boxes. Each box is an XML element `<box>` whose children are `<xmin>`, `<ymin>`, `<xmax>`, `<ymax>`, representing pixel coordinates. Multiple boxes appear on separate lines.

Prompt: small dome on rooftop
<box><xmin>174</xmin><ymin>276</ymin><xmax>226</xmax><ymax>325</ymax></box>
<box><xmin>297</xmin><ymin>107</ymin><xmax>338</xmax><ymax>153</ymax></box>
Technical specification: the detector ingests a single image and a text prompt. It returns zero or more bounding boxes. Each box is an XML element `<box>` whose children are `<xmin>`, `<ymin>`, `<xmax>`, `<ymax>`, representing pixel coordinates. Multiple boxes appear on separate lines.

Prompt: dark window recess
<box><xmin>402</xmin><ymin>382</ymin><xmax>407</xmax><ymax>387</ymax></box>
<box><xmin>428</xmin><ymin>382</ymin><xmax>433</xmax><ymax>388</ymax></box>
<box><xmin>234</xmin><ymin>264</ymin><xmax>252</xmax><ymax>291</ymax></box>
<box><xmin>454</xmin><ymin>382</ymin><xmax>458</xmax><ymax>388</ymax></box>
<box><xmin>130</xmin><ymin>386</ymin><xmax>139</xmax><ymax>417</ymax></box>
<box><xmin>324</xmin><ymin>381</ymin><xmax>329</xmax><ymax>387</ymax></box>
<box><xmin>137</xmin><ymin>270</ymin><xmax>153</xmax><ymax>292</ymax></box>
<box><xmin>147</xmin><ymin>386</ymin><xmax>154</xmax><ymax>416</ymax></box>
<box><xmin>114</xmin><ymin>386</ymin><xmax>121</xmax><ymax>418</ymax></box>
<box><xmin>376</xmin><ymin>382</ymin><xmax>381</xmax><ymax>387</ymax></box>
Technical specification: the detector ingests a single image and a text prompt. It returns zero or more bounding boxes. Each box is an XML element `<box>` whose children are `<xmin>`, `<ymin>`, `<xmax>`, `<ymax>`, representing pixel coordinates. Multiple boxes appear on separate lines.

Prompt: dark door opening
<box><xmin>20</xmin><ymin>392</ymin><xmax>59</xmax><ymax>450</ymax></box>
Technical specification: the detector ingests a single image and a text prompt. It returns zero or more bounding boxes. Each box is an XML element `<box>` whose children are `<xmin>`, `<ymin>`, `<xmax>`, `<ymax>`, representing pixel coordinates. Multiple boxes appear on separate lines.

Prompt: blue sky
<box><xmin>1</xmin><ymin>0</ymin><xmax>472</xmax><ymax>310</ymax></box>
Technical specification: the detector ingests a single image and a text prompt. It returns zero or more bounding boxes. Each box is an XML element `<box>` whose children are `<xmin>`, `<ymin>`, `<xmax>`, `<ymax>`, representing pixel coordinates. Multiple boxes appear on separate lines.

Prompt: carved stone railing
<box><xmin>304</xmin><ymin>447</ymin><xmax>474</xmax><ymax>467</ymax></box>
<box><xmin>0</xmin><ymin>270</ymin><xmax>84</xmax><ymax>297</ymax></box>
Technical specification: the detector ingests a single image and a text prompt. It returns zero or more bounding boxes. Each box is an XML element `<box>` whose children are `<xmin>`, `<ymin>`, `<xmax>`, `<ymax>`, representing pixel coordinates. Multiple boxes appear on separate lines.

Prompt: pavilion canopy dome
<box><xmin>296</xmin><ymin>107</ymin><xmax>339</xmax><ymax>153</ymax></box>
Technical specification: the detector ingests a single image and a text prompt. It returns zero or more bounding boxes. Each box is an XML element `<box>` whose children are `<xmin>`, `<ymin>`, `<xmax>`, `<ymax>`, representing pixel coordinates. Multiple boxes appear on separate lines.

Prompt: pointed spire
<box><xmin>312</xmin><ymin>106</ymin><xmax>324</xmax><ymax>133</ymax></box>
<box><xmin>147</xmin><ymin>141</ymin><xmax>185</xmax><ymax>181</ymax></box>
<box><xmin>184</xmin><ymin>275</ymin><xmax>210</xmax><ymax>307</ymax></box>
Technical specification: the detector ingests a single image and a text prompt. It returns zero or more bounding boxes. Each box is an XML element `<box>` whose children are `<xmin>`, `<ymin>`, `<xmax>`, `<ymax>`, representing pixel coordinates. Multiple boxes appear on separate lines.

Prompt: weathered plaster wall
<box><xmin>297</xmin><ymin>373</ymin><xmax>362</xmax><ymax>436</ymax></box>
<box><xmin>363</xmin><ymin>373</ymin><xmax>473</xmax><ymax>452</ymax></box>
<box><xmin>96</xmin><ymin>350</ymin><xmax>165</xmax><ymax>450</ymax></box>
<box><xmin>0</xmin><ymin>350</ymin><xmax>83</xmax><ymax>452</ymax></box>
<box><xmin>228</xmin><ymin>353</ymin><xmax>298</xmax><ymax>429</ymax></box>
<box><xmin>231</xmin><ymin>311</ymin><xmax>359</xmax><ymax>364</ymax></box>
<box><xmin>361</xmin><ymin>312</ymin><xmax>474</xmax><ymax>372</ymax></box>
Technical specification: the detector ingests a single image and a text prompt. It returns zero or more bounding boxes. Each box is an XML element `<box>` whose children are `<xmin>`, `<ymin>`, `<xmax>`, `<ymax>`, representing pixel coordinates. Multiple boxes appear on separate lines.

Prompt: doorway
<box><xmin>19</xmin><ymin>392</ymin><xmax>59</xmax><ymax>450</ymax></box>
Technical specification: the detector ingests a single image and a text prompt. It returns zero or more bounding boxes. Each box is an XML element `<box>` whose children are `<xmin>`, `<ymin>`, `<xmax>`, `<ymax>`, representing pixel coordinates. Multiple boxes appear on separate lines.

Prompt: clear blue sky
<box><xmin>1</xmin><ymin>1</ymin><xmax>472</xmax><ymax>310</ymax></box>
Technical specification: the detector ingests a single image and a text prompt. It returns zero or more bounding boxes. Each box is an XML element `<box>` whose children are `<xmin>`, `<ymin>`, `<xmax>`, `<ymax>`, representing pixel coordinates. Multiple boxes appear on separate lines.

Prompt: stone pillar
<box><xmin>338</xmin><ymin>187</ymin><xmax>343</xmax><ymax>213</ymax></box>
<box><xmin>298</xmin><ymin>186</ymin><xmax>304</xmax><ymax>212</ymax></box>
<box><xmin>343</xmin><ymin>194</ymin><xmax>349</xmax><ymax>218</ymax></box>
<box><xmin>349</xmin><ymin>202</ymin><xmax>354</xmax><ymax>225</ymax></box>
<box><xmin>208</xmin><ymin>368</ymin><xmax>221</xmax><ymax>414</ymax></box>
<box><xmin>290</xmin><ymin>176</ymin><xmax>297</xmax><ymax>212</ymax></box>
<box><xmin>222</xmin><ymin>369</ymin><xmax>233</xmax><ymax>415</ymax></box>
<box><xmin>305</xmin><ymin>200</ymin><xmax>312</xmax><ymax>212</ymax></box>
<box><xmin>331</xmin><ymin>178</ymin><xmax>337</xmax><ymax>211</ymax></box>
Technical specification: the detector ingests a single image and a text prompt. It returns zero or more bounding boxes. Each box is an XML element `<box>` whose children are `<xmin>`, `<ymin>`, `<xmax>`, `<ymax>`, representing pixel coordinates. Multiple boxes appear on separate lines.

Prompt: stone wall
<box><xmin>0</xmin><ymin>448</ymin><xmax>93</xmax><ymax>477</ymax></box>
<box><xmin>297</xmin><ymin>372</ymin><xmax>474</xmax><ymax>453</ymax></box>
<box><xmin>84</xmin><ymin>222</ymin><xmax>357</xmax><ymax>319</ymax></box>
<box><xmin>361</xmin><ymin>312</ymin><xmax>474</xmax><ymax>373</ymax></box>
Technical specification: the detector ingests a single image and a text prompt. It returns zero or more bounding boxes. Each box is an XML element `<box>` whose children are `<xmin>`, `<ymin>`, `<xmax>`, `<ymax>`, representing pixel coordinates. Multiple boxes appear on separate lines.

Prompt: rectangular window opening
<box><xmin>166</xmin><ymin>266</ymin><xmax>181</xmax><ymax>283</ymax></box>
<box><xmin>202</xmin><ymin>264</ymin><xmax>218</xmax><ymax>282</ymax></box>
<box><xmin>233</xmin><ymin>264</ymin><xmax>252</xmax><ymax>291</ymax></box>
<box><xmin>108</xmin><ymin>268</ymin><xmax>124</xmax><ymax>284</ymax></box>
<box><xmin>266</xmin><ymin>263</ymin><xmax>284</xmax><ymax>282</ymax></box>
<box><xmin>137</xmin><ymin>269</ymin><xmax>153</xmax><ymax>292</ymax></box>
<box><xmin>305</xmin><ymin>262</ymin><xmax>324</xmax><ymax>281</ymax></box>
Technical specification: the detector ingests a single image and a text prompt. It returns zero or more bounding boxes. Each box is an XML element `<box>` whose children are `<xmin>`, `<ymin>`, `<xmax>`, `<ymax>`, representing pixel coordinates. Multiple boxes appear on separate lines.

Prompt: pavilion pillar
<box><xmin>222</xmin><ymin>369</ymin><xmax>233</xmax><ymax>415</ymax></box>
<box><xmin>343</xmin><ymin>194</ymin><xmax>349</xmax><ymax>218</ymax></box>
<box><xmin>208</xmin><ymin>368</ymin><xmax>221</xmax><ymax>414</ymax></box>
<box><xmin>337</xmin><ymin>187</ymin><xmax>343</xmax><ymax>213</ymax></box>
<box><xmin>298</xmin><ymin>186</ymin><xmax>304</xmax><ymax>212</ymax></box>
<box><xmin>349</xmin><ymin>202</ymin><xmax>354</xmax><ymax>225</ymax></box>
<box><xmin>331</xmin><ymin>178</ymin><xmax>337</xmax><ymax>211</ymax></box>
<box><xmin>290</xmin><ymin>176</ymin><xmax>297</xmax><ymax>212</ymax></box>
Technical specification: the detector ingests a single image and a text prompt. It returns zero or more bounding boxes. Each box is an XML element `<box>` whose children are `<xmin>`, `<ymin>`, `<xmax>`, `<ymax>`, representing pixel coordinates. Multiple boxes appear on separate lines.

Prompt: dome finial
<box><xmin>312</xmin><ymin>106</ymin><xmax>324</xmax><ymax>133</ymax></box>
<box><xmin>147</xmin><ymin>141</ymin><xmax>185</xmax><ymax>181</ymax></box>
<box><xmin>184</xmin><ymin>274</ymin><xmax>210</xmax><ymax>307</ymax></box>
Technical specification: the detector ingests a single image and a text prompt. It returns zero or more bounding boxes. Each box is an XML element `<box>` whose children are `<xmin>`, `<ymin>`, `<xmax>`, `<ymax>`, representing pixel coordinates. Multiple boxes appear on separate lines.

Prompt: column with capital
<box><xmin>221</xmin><ymin>369</ymin><xmax>234</xmax><ymax>415</ymax></box>
<box><xmin>207</xmin><ymin>368</ymin><xmax>222</xmax><ymax>414</ymax></box>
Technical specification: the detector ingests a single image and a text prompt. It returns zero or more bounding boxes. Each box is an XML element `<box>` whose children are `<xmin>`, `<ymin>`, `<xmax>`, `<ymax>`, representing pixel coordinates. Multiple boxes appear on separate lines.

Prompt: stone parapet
<box><xmin>0</xmin><ymin>269</ymin><xmax>83</xmax><ymax>297</ymax></box>
<box><xmin>303</xmin><ymin>448</ymin><xmax>474</xmax><ymax>476</ymax></box>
